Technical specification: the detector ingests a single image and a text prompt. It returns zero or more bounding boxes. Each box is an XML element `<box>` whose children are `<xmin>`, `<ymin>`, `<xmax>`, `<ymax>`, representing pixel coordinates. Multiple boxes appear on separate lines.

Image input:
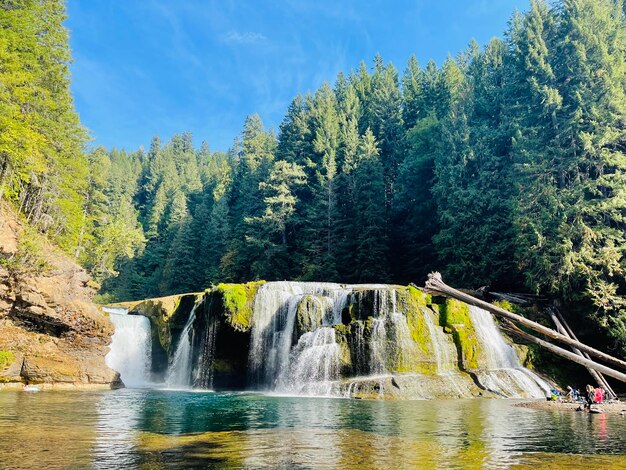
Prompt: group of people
<box><xmin>583</xmin><ymin>384</ymin><xmax>606</xmax><ymax>409</ymax></box>
<box><xmin>564</xmin><ymin>384</ymin><xmax>609</xmax><ymax>411</ymax></box>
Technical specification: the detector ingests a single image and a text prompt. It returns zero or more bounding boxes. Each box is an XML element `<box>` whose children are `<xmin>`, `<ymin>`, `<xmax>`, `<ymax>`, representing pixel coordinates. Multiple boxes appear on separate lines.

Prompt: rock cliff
<box><xmin>0</xmin><ymin>203</ymin><xmax>118</xmax><ymax>389</ymax></box>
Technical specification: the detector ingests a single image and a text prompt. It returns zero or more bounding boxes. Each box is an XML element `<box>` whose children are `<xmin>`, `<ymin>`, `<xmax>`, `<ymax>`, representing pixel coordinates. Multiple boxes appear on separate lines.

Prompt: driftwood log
<box><xmin>424</xmin><ymin>272</ymin><xmax>626</xmax><ymax>374</ymax></box>
<box><xmin>550</xmin><ymin>308</ymin><xmax>617</xmax><ymax>398</ymax></box>
<box><xmin>548</xmin><ymin>310</ymin><xmax>614</xmax><ymax>395</ymax></box>
<box><xmin>501</xmin><ymin>321</ymin><xmax>626</xmax><ymax>384</ymax></box>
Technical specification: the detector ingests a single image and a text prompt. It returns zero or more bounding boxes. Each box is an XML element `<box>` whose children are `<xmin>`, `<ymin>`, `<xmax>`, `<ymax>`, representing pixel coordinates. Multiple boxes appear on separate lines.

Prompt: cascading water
<box><xmin>248</xmin><ymin>282</ymin><xmax>351</xmax><ymax>394</ymax></box>
<box><xmin>280</xmin><ymin>327</ymin><xmax>341</xmax><ymax>396</ymax></box>
<box><xmin>105</xmin><ymin>310</ymin><xmax>152</xmax><ymax>388</ymax></box>
<box><xmin>165</xmin><ymin>304</ymin><xmax>198</xmax><ymax>389</ymax></box>
<box><xmin>369</xmin><ymin>318</ymin><xmax>388</xmax><ymax>375</ymax></box>
<box><xmin>193</xmin><ymin>300</ymin><xmax>218</xmax><ymax>389</ymax></box>
<box><xmin>468</xmin><ymin>306</ymin><xmax>550</xmax><ymax>398</ymax></box>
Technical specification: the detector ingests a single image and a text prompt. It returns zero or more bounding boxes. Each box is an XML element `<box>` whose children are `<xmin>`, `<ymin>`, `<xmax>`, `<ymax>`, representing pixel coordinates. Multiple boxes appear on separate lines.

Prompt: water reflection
<box><xmin>1</xmin><ymin>390</ymin><xmax>626</xmax><ymax>469</ymax></box>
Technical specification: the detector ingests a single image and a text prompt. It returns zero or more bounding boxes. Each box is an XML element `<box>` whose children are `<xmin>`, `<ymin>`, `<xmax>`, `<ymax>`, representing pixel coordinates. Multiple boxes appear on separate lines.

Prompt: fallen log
<box><xmin>424</xmin><ymin>272</ymin><xmax>626</xmax><ymax>371</ymax></box>
<box><xmin>490</xmin><ymin>291</ymin><xmax>549</xmax><ymax>306</ymax></box>
<box><xmin>501</xmin><ymin>321</ymin><xmax>626</xmax><ymax>385</ymax></box>
<box><xmin>549</xmin><ymin>309</ymin><xmax>616</xmax><ymax>396</ymax></box>
<box><xmin>551</xmin><ymin>308</ymin><xmax>617</xmax><ymax>399</ymax></box>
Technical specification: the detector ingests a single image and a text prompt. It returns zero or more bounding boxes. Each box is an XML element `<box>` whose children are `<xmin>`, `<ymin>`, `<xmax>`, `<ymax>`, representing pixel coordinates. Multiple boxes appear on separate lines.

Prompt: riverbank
<box><xmin>0</xmin><ymin>382</ymin><xmax>116</xmax><ymax>391</ymax></box>
<box><xmin>0</xmin><ymin>203</ymin><xmax>118</xmax><ymax>388</ymax></box>
<box><xmin>516</xmin><ymin>399</ymin><xmax>626</xmax><ymax>415</ymax></box>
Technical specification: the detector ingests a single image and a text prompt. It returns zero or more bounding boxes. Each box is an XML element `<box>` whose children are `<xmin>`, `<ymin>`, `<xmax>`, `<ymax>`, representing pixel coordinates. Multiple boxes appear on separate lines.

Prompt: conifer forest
<box><xmin>3</xmin><ymin>0</ymin><xmax>626</xmax><ymax>359</ymax></box>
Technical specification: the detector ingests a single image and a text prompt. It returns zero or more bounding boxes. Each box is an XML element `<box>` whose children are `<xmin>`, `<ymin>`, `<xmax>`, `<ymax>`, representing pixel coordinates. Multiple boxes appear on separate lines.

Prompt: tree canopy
<box><xmin>3</xmin><ymin>0</ymin><xmax>626</xmax><ymax>356</ymax></box>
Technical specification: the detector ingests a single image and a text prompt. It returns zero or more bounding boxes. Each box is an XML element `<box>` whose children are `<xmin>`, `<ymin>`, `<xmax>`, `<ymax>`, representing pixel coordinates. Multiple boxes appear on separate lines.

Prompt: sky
<box><xmin>67</xmin><ymin>0</ymin><xmax>530</xmax><ymax>153</ymax></box>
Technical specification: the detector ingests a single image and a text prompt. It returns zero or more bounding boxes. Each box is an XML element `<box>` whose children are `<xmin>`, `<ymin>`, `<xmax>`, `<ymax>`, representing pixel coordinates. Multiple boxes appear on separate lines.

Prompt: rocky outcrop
<box><xmin>0</xmin><ymin>203</ymin><xmax>118</xmax><ymax>389</ymax></box>
<box><xmin>126</xmin><ymin>282</ymin><xmax>263</xmax><ymax>388</ymax></box>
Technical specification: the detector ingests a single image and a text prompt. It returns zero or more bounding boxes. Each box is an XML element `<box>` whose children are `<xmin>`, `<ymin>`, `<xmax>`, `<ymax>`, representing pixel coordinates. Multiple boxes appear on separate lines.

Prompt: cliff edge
<box><xmin>0</xmin><ymin>203</ymin><xmax>118</xmax><ymax>389</ymax></box>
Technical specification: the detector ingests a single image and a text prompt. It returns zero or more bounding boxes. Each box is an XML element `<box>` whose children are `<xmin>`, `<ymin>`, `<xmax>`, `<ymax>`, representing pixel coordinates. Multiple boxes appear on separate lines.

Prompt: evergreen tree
<box><xmin>352</xmin><ymin>129</ymin><xmax>389</xmax><ymax>281</ymax></box>
<box><xmin>0</xmin><ymin>0</ymin><xmax>88</xmax><ymax>252</ymax></box>
<box><xmin>513</xmin><ymin>0</ymin><xmax>626</xmax><ymax>352</ymax></box>
<box><xmin>301</xmin><ymin>83</ymin><xmax>340</xmax><ymax>280</ymax></box>
<box><xmin>223</xmin><ymin>114</ymin><xmax>275</xmax><ymax>281</ymax></box>
<box><xmin>433</xmin><ymin>39</ymin><xmax>517</xmax><ymax>287</ymax></box>
<box><xmin>245</xmin><ymin>160</ymin><xmax>306</xmax><ymax>278</ymax></box>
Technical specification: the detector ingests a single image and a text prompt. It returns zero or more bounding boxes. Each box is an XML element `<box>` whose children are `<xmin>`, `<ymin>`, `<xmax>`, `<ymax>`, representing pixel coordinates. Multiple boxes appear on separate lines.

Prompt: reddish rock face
<box><xmin>0</xmin><ymin>203</ymin><xmax>118</xmax><ymax>388</ymax></box>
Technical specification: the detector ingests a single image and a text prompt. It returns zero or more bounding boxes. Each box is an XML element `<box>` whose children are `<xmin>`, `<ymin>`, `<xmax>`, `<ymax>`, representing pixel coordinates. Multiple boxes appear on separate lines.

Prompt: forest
<box><xmin>2</xmin><ymin>0</ymin><xmax>626</xmax><ymax>356</ymax></box>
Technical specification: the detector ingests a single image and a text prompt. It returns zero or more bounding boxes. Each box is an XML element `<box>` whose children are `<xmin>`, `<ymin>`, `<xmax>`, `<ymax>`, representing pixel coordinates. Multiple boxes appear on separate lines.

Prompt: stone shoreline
<box><xmin>0</xmin><ymin>382</ymin><xmax>116</xmax><ymax>391</ymax></box>
<box><xmin>515</xmin><ymin>399</ymin><xmax>626</xmax><ymax>414</ymax></box>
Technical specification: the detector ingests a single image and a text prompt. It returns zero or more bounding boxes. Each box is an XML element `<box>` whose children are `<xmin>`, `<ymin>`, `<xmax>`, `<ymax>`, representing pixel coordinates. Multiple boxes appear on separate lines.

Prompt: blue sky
<box><xmin>67</xmin><ymin>0</ymin><xmax>530</xmax><ymax>153</ymax></box>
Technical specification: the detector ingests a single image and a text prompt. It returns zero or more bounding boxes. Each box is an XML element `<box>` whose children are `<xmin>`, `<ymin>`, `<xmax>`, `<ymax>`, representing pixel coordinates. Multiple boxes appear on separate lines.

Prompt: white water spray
<box><xmin>106</xmin><ymin>310</ymin><xmax>152</xmax><ymax>388</ymax></box>
<box><xmin>468</xmin><ymin>306</ymin><xmax>550</xmax><ymax>398</ymax></box>
<box><xmin>165</xmin><ymin>304</ymin><xmax>198</xmax><ymax>388</ymax></box>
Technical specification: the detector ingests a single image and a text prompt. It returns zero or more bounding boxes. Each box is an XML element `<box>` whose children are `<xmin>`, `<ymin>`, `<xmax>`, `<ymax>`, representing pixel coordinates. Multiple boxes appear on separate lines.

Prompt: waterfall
<box><xmin>422</xmin><ymin>308</ymin><xmax>456</xmax><ymax>373</ymax></box>
<box><xmin>165</xmin><ymin>304</ymin><xmax>198</xmax><ymax>389</ymax></box>
<box><xmin>247</xmin><ymin>282</ymin><xmax>351</xmax><ymax>393</ymax></box>
<box><xmin>280</xmin><ymin>327</ymin><xmax>341</xmax><ymax>396</ymax></box>
<box><xmin>106</xmin><ymin>311</ymin><xmax>152</xmax><ymax>388</ymax></box>
<box><xmin>468</xmin><ymin>306</ymin><xmax>550</xmax><ymax>398</ymax></box>
<box><xmin>105</xmin><ymin>282</ymin><xmax>553</xmax><ymax>399</ymax></box>
<box><xmin>193</xmin><ymin>301</ymin><xmax>218</xmax><ymax>389</ymax></box>
<box><xmin>369</xmin><ymin>318</ymin><xmax>388</xmax><ymax>375</ymax></box>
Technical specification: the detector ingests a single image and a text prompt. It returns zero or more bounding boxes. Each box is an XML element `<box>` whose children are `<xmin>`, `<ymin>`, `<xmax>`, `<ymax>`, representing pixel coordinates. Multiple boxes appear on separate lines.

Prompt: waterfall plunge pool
<box><xmin>1</xmin><ymin>389</ymin><xmax>625</xmax><ymax>469</ymax></box>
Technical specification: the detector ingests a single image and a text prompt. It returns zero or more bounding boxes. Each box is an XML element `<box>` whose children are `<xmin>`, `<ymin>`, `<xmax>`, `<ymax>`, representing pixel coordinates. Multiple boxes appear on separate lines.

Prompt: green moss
<box><xmin>215</xmin><ymin>281</ymin><xmax>265</xmax><ymax>332</ymax></box>
<box><xmin>333</xmin><ymin>323</ymin><xmax>351</xmax><ymax>344</ymax></box>
<box><xmin>403</xmin><ymin>286</ymin><xmax>432</xmax><ymax>354</ymax></box>
<box><xmin>439</xmin><ymin>298</ymin><xmax>481</xmax><ymax>370</ymax></box>
<box><xmin>407</xmin><ymin>285</ymin><xmax>432</xmax><ymax>306</ymax></box>
<box><xmin>395</xmin><ymin>361</ymin><xmax>437</xmax><ymax>375</ymax></box>
<box><xmin>128</xmin><ymin>293</ymin><xmax>198</xmax><ymax>355</ymax></box>
<box><xmin>440</xmin><ymin>298</ymin><xmax>470</xmax><ymax>326</ymax></box>
<box><xmin>0</xmin><ymin>351</ymin><xmax>14</xmax><ymax>369</ymax></box>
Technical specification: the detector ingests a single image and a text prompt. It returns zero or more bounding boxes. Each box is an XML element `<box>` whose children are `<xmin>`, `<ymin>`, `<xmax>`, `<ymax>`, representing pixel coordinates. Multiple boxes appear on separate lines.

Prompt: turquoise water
<box><xmin>1</xmin><ymin>389</ymin><xmax>625</xmax><ymax>469</ymax></box>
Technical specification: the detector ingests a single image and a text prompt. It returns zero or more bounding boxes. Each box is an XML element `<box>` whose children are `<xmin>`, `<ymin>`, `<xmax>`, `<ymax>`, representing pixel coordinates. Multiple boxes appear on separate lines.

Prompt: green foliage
<box><xmin>0</xmin><ymin>0</ymin><xmax>89</xmax><ymax>252</ymax></box>
<box><xmin>10</xmin><ymin>0</ymin><xmax>623</xmax><ymax>361</ymax></box>
<box><xmin>0</xmin><ymin>351</ymin><xmax>14</xmax><ymax>369</ymax></box>
<box><xmin>0</xmin><ymin>222</ymin><xmax>49</xmax><ymax>275</ymax></box>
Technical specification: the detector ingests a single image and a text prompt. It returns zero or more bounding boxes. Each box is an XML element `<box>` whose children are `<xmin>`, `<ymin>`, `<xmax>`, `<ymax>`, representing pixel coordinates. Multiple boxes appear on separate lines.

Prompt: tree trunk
<box><xmin>551</xmin><ymin>308</ymin><xmax>617</xmax><ymax>399</ymax></box>
<box><xmin>502</xmin><ymin>322</ymin><xmax>626</xmax><ymax>384</ymax></box>
<box><xmin>424</xmin><ymin>272</ymin><xmax>626</xmax><ymax>371</ymax></box>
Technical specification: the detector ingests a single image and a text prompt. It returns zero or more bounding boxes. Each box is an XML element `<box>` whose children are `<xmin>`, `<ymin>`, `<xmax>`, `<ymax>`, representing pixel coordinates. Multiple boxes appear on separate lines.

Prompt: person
<box><xmin>595</xmin><ymin>386</ymin><xmax>605</xmax><ymax>404</ymax></box>
<box><xmin>584</xmin><ymin>384</ymin><xmax>595</xmax><ymax>410</ymax></box>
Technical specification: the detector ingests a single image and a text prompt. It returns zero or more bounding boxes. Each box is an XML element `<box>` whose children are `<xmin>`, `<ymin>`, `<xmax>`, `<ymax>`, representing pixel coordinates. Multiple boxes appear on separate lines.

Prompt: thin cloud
<box><xmin>221</xmin><ymin>31</ymin><xmax>268</xmax><ymax>45</ymax></box>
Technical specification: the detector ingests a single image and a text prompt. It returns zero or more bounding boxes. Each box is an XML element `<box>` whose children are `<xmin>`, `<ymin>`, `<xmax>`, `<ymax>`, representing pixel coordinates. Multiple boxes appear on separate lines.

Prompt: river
<box><xmin>1</xmin><ymin>389</ymin><xmax>625</xmax><ymax>469</ymax></box>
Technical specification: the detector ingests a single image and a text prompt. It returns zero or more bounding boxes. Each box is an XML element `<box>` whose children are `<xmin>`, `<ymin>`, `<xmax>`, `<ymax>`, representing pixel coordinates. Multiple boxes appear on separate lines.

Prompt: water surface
<box><xmin>1</xmin><ymin>389</ymin><xmax>625</xmax><ymax>469</ymax></box>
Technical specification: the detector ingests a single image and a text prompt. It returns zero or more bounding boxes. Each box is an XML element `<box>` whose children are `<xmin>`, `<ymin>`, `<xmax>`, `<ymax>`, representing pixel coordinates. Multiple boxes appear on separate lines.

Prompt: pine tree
<box><xmin>301</xmin><ymin>83</ymin><xmax>340</xmax><ymax>280</ymax></box>
<box><xmin>352</xmin><ymin>129</ymin><xmax>389</xmax><ymax>281</ymax></box>
<box><xmin>433</xmin><ymin>39</ymin><xmax>517</xmax><ymax>287</ymax></box>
